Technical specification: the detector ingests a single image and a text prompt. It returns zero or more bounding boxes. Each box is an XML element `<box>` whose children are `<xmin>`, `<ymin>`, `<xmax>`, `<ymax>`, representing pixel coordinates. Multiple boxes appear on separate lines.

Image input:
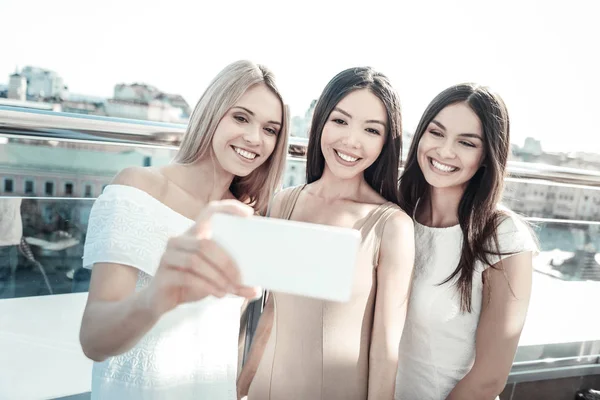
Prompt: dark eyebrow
<box><xmin>232</xmin><ymin>106</ymin><xmax>281</xmax><ymax>126</ymax></box>
<box><xmin>431</xmin><ymin>119</ymin><xmax>482</xmax><ymax>140</ymax></box>
<box><xmin>334</xmin><ymin>107</ymin><xmax>385</xmax><ymax>127</ymax></box>
<box><xmin>459</xmin><ymin>133</ymin><xmax>483</xmax><ymax>140</ymax></box>
<box><xmin>431</xmin><ymin>119</ymin><xmax>446</xmax><ymax>130</ymax></box>
<box><xmin>366</xmin><ymin>119</ymin><xmax>387</xmax><ymax>127</ymax></box>
<box><xmin>333</xmin><ymin>107</ymin><xmax>352</xmax><ymax>118</ymax></box>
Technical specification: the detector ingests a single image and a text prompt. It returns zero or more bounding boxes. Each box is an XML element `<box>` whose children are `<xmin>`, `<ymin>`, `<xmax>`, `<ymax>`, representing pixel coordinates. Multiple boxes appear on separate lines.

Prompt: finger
<box><xmin>233</xmin><ymin>285</ymin><xmax>262</xmax><ymax>300</ymax></box>
<box><xmin>179</xmin><ymin>274</ymin><xmax>227</xmax><ymax>300</ymax></box>
<box><xmin>197</xmin><ymin>239</ymin><xmax>241</xmax><ymax>285</ymax></box>
<box><xmin>161</xmin><ymin>263</ymin><xmax>227</xmax><ymax>300</ymax></box>
<box><xmin>186</xmin><ymin>200</ymin><xmax>253</xmax><ymax>237</ymax></box>
<box><xmin>162</xmin><ymin>249</ymin><xmax>229</xmax><ymax>293</ymax></box>
<box><xmin>170</xmin><ymin>236</ymin><xmax>241</xmax><ymax>286</ymax></box>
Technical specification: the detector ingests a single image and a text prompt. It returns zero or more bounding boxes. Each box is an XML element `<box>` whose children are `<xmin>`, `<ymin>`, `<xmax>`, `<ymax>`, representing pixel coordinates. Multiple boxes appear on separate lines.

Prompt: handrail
<box><xmin>0</xmin><ymin>105</ymin><xmax>309</xmax><ymax>149</ymax></box>
<box><xmin>1</xmin><ymin>106</ymin><xmax>599</xmax><ymax>187</ymax></box>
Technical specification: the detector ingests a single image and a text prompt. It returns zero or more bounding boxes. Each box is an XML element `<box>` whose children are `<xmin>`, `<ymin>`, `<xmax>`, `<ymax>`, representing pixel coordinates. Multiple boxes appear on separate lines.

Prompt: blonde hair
<box><xmin>174</xmin><ymin>60</ymin><xmax>289</xmax><ymax>215</ymax></box>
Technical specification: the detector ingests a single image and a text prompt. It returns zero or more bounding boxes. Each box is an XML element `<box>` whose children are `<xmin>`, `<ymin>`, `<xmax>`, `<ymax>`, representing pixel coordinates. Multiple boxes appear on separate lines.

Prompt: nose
<box><xmin>341</xmin><ymin>127</ymin><xmax>362</xmax><ymax>149</ymax></box>
<box><xmin>436</xmin><ymin>139</ymin><xmax>456</xmax><ymax>159</ymax></box>
<box><xmin>242</xmin><ymin>125</ymin><xmax>261</xmax><ymax>146</ymax></box>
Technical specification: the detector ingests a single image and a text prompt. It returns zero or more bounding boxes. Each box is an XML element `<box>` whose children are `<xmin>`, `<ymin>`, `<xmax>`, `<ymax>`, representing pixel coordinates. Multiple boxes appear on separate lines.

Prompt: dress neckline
<box><xmin>105</xmin><ymin>184</ymin><xmax>195</xmax><ymax>222</ymax></box>
<box><xmin>286</xmin><ymin>184</ymin><xmax>396</xmax><ymax>236</ymax></box>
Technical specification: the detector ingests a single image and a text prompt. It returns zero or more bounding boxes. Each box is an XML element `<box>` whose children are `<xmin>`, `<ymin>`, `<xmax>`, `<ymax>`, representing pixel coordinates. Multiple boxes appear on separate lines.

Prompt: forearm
<box><xmin>79</xmin><ymin>289</ymin><xmax>159</xmax><ymax>362</ymax></box>
<box><xmin>446</xmin><ymin>372</ymin><xmax>504</xmax><ymax>400</ymax></box>
<box><xmin>367</xmin><ymin>349</ymin><xmax>398</xmax><ymax>400</ymax></box>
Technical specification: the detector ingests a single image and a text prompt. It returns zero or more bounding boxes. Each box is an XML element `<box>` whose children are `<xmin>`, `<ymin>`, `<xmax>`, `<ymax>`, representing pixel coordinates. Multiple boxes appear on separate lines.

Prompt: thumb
<box><xmin>186</xmin><ymin>199</ymin><xmax>253</xmax><ymax>238</ymax></box>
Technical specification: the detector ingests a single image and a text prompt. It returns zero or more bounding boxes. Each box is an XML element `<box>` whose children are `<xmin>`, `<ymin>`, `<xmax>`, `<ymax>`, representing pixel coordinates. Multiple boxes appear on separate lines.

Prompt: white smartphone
<box><xmin>210</xmin><ymin>213</ymin><xmax>361</xmax><ymax>302</ymax></box>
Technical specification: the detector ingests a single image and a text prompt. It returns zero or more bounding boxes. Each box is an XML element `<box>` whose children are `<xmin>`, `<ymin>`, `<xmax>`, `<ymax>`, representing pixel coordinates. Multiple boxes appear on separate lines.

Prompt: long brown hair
<box><xmin>174</xmin><ymin>60</ymin><xmax>289</xmax><ymax>215</ymax></box>
<box><xmin>400</xmin><ymin>83</ymin><xmax>514</xmax><ymax>312</ymax></box>
<box><xmin>305</xmin><ymin>67</ymin><xmax>402</xmax><ymax>204</ymax></box>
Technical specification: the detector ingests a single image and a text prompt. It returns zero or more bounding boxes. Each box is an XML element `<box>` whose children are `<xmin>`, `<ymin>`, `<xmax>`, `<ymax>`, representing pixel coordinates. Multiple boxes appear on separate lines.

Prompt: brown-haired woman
<box><xmin>395</xmin><ymin>83</ymin><xmax>538</xmax><ymax>400</ymax></box>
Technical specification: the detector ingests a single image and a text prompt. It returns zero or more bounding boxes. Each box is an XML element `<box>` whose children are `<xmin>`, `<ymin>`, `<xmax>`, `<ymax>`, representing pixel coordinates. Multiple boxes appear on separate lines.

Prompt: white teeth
<box><xmin>335</xmin><ymin>150</ymin><xmax>358</xmax><ymax>163</ymax></box>
<box><xmin>234</xmin><ymin>147</ymin><xmax>257</xmax><ymax>160</ymax></box>
<box><xmin>431</xmin><ymin>159</ymin><xmax>457</xmax><ymax>172</ymax></box>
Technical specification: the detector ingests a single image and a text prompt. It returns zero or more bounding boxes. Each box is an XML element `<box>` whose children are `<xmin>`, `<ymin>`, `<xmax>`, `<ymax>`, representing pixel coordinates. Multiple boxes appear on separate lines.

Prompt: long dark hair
<box><xmin>306</xmin><ymin>67</ymin><xmax>402</xmax><ymax>205</ymax></box>
<box><xmin>399</xmin><ymin>83</ymin><xmax>511</xmax><ymax>312</ymax></box>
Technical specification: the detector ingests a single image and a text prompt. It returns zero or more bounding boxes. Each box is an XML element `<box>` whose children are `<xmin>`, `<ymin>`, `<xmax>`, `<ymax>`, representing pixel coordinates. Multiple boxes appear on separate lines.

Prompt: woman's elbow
<box><xmin>369</xmin><ymin>345</ymin><xmax>398</xmax><ymax>369</ymax></box>
<box><xmin>80</xmin><ymin>339</ymin><xmax>106</xmax><ymax>363</ymax></box>
<box><xmin>474</xmin><ymin>376</ymin><xmax>507</xmax><ymax>399</ymax></box>
<box><xmin>79</xmin><ymin>322</ymin><xmax>107</xmax><ymax>362</ymax></box>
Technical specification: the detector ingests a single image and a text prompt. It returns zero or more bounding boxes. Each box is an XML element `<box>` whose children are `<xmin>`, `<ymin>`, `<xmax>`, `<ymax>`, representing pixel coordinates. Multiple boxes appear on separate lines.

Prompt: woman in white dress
<box><xmin>395</xmin><ymin>83</ymin><xmax>538</xmax><ymax>400</ymax></box>
<box><xmin>79</xmin><ymin>60</ymin><xmax>289</xmax><ymax>400</ymax></box>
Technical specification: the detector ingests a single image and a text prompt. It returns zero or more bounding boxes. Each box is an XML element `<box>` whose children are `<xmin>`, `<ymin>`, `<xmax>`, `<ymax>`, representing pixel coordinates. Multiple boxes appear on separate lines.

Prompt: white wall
<box><xmin>0</xmin><ymin>293</ymin><xmax>92</xmax><ymax>399</ymax></box>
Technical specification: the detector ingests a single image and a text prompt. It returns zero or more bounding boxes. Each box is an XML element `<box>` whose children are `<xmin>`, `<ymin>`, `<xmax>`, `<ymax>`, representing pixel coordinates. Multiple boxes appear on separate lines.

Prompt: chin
<box><xmin>328</xmin><ymin>164</ymin><xmax>363</xmax><ymax>180</ymax></box>
<box><xmin>219</xmin><ymin>162</ymin><xmax>248</xmax><ymax>178</ymax></box>
<box><xmin>231</xmin><ymin>167</ymin><xmax>255</xmax><ymax>178</ymax></box>
<box><xmin>424</xmin><ymin>174</ymin><xmax>468</xmax><ymax>190</ymax></box>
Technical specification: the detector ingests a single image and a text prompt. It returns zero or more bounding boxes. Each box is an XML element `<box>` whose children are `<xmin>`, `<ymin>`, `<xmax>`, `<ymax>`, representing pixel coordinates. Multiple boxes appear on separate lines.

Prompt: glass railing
<box><xmin>1</xmin><ymin>106</ymin><xmax>599</xmax><ymax>399</ymax></box>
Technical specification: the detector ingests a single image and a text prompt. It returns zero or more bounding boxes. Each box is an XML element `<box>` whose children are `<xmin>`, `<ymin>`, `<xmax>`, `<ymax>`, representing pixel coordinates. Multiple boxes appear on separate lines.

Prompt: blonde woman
<box><xmin>79</xmin><ymin>60</ymin><xmax>289</xmax><ymax>400</ymax></box>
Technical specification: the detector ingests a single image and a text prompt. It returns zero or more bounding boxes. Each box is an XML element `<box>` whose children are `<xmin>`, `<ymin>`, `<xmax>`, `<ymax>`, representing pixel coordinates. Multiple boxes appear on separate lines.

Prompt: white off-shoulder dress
<box><xmin>82</xmin><ymin>184</ymin><xmax>243</xmax><ymax>400</ymax></box>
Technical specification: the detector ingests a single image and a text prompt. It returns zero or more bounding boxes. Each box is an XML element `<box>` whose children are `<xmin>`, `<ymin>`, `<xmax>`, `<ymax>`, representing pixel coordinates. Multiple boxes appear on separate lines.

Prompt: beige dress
<box><xmin>248</xmin><ymin>185</ymin><xmax>400</xmax><ymax>400</ymax></box>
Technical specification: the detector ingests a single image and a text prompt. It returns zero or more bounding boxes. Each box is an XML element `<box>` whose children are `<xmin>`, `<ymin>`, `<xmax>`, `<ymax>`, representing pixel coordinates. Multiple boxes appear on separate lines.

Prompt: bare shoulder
<box><xmin>110</xmin><ymin>166</ymin><xmax>169</xmax><ymax>201</ymax></box>
<box><xmin>382</xmin><ymin>207</ymin><xmax>414</xmax><ymax>241</ymax></box>
<box><xmin>378</xmin><ymin>208</ymin><xmax>415</xmax><ymax>269</ymax></box>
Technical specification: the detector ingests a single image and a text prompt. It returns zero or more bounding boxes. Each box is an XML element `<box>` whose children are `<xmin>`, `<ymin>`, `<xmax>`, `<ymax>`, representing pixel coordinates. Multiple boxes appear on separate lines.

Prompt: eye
<box><xmin>234</xmin><ymin>115</ymin><xmax>248</xmax><ymax>123</ymax></box>
<box><xmin>332</xmin><ymin>118</ymin><xmax>347</xmax><ymax>125</ymax></box>
<box><xmin>264</xmin><ymin>127</ymin><xmax>278</xmax><ymax>135</ymax></box>
<box><xmin>365</xmin><ymin>128</ymin><xmax>381</xmax><ymax>135</ymax></box>
<box><xmin>460</xmin><ymin>140</ymin><xmax>476</xmax><ymax>148</ymax></box>
<box><xmin>430</xmin><ymin>130</ymin><xmax>443</xmax><ymax>137</ymax></box>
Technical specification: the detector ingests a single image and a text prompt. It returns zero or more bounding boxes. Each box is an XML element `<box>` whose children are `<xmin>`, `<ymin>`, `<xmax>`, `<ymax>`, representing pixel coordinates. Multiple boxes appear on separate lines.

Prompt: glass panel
<box><xmin>1</xmin><ymin>109</ymin><xmax>599</xmax><ymax>398</ymax></box>
<box><xmin>501</xmin><ymin>179</ymin><xmax>600</xmax><ymax>369</ymax></box>
<box><xmin>0</xmin><ymin>197</ymin><xmax>93</xmax><ymax>299</ymax></box>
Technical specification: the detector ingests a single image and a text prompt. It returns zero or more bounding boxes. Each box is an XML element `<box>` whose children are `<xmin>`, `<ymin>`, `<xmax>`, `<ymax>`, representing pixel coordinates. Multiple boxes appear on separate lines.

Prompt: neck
<box><xmin>309</xmin><ymin>164</ymin><xmax>368</xmax><ymax>202</ymax></box>
<box><xmin>420</xmin><ymin>184</ymin><xmax>465</xmax><ymax>228</ymax></box>
<box><xmin>174</xmin><ymin>153</ymin><xmax>235</xmax><ymax>203</ymax></box>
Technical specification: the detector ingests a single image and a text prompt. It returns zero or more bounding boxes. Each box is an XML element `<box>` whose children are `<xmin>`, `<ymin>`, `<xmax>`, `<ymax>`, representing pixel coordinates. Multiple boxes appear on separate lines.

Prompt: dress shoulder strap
<box><xmin>359</xmin><ymin>202</ymin><xmax>402</xmax><ymax>266</ymax></box>
<box><xmin>276</xmin><ymin>184</ymin><xmax>306</xmax><ymax>220</ymax></box>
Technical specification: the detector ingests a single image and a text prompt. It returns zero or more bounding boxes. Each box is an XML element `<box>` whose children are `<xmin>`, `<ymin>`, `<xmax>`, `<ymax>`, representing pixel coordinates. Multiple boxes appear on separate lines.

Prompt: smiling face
<box><xmin>417</xmin><ymin>102</ymin><xmax>486</xmax><ymax>190</ymax></box>
<box><xmin>211</xmin><ymin>83</ymin><xmax>283</xmax><ymax>177</ymax></box>
<box><xmin>320</xmin><ymin>89</ymin><xmax>388</xmax><ymax>180</ymax></box>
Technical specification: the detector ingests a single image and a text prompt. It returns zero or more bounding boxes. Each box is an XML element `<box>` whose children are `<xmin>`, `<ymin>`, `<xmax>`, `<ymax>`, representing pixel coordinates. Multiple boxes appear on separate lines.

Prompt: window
<box><xmin>65</xmin><ymin>183</ymin><xmax>74</xmax><ymax>196</ymax></box>
<box><xmin>4</xmin><ymin>179</ymin><xmax>14</xmax><ymax>193</ymax></box>
<box><xmin>45</xmin><ymin>181</ymin><xmax>54</xmax><ymax>196</ymax></box>
<box><xmin>84</xmin><ymin>184</ymin><xmax>93</xmax><ymax>197</ymax></box>
<box><xmin>25</xmin><ymin>180</ymin><xmax>34</xmax><ymax>194</ymax></box>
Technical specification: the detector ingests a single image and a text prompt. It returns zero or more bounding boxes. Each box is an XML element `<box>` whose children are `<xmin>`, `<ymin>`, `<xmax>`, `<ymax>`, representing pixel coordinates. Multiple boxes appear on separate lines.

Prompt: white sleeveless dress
<box><xmin>82</xmin><ymin>184</ymin><xmax>243</xmax><ymax>400</ymax></box>
<box><xmin>395</xmin><ymin>213</ymin><xmax>537</xmax><ymax>400</ymax></box>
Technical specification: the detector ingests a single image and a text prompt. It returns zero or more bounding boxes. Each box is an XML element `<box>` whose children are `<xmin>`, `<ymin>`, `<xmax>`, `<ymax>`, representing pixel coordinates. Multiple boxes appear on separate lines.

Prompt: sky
<box><xmin>2</xmin><ymin>0</ymin><xmax>599</xmax><ymax>153</ymax></box>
